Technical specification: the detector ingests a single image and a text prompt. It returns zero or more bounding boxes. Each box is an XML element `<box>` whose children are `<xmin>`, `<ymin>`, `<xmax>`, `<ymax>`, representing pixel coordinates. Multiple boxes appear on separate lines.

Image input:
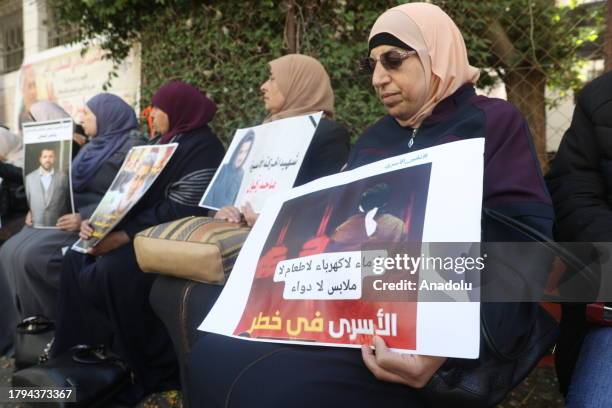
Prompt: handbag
<box><xmin>418</xmin><ymin>208</ymin><xmax>596</xmax><ymax>407</ymax></box>
<box><xmin>14</xmin><ymin>316</ymin><xmax>56</xmax><ymax>370</ymax></box>
<box><xmin>134</xmin><ymin>216</ymin><xmax>251</xmax><ymax>284</ymax></box>
<box><xmin>8</xmin><ymin>184</ymin><xmax>28</xmax><ymax>213</ymax></box>
<box><xmin>420</xmin><ymin>305</ymin><xmax>558</xmax><ymax>407</ymax></box>
<box><xmin>12</xmin><ymin>344</ymin><xmax>131</xmax><ymax>408</ymax></box>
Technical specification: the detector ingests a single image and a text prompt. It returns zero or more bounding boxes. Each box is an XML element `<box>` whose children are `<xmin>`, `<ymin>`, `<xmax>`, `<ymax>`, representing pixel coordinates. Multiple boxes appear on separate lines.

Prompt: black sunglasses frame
<box><xmin>361</xmin><ymin>50</ymin><xmax>417</xmax><ymax>74</ymax></box>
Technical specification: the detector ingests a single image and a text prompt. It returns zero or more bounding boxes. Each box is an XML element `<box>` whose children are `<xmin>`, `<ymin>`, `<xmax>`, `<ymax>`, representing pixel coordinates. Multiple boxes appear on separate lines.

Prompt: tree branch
<box><xmin>484</xmin><ymin>19</ymin><xmax>522</xmax><ymax>68</ymax></box>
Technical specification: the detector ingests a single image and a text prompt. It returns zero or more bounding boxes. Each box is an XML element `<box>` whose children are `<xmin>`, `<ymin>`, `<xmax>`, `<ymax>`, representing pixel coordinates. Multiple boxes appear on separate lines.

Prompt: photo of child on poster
<box><xmin>233</xmin><ymin>163</ymin><xmax>432</xmax><ymax>349</ymax></box>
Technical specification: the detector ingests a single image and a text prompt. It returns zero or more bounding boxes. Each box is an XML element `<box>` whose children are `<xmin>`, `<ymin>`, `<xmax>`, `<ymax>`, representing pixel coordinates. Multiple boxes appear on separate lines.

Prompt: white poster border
<box><xmin>22</xmin><ymin>118</ymin><xmax>75</xmax><ymax>229</ymax></box>
<box><xmin>199</xmin><ymin>138</ymin><xmax>485</xmax><ymax>359</ymax></box>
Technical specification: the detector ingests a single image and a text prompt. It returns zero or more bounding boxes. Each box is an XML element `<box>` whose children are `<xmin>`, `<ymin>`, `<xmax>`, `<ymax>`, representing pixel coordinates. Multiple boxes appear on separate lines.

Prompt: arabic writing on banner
<box><xmin>72</xmin><ymin>144</ymin><xmax>177</xmax><ymax>253</ymax></box>
<box><xmin>13</xmin><ymin>43</ymin><xmax>140</xmax><ymax>132</ymax></box>
<box><xmin>245</xmin><ymin>307</ymin><xmax>399</xmax><ymax>340</ymax></box>
<box><xmin>274</xmin><ymin>252</ymin><xmax>363</xmax><ymax>299</ymax></box>
<box><xmin>199</xmin><ymin>112</ymin><xmax>321</xmax><ymax>212</ymax></box>
<box><xmin>200</xmin><ymin>138</ymin><xmax>485</xmax><ymax>358</ymax></box>
<box><xmin>22</xmin><ymin>119</ymin><xmax>74</xmax><ymax>228</ymax></box>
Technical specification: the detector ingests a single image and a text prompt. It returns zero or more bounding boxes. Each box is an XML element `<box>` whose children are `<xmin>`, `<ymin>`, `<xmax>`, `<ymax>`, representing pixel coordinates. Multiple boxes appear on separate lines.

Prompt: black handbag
<box><xmin>7</xmin><ymin>184</ymin><xmax>28</xmax><ymax>214</ymax></box>
<box><xmin>14</xmin><ymin>316</ymin><xmax>56</xmax><ymax>370</ymax></box>
<box><xmin>418</xmin><ymin>208</ymin><xmax>596</xmax><ymax>407</ymax></box>
<box><xmin>12</xmin><ymin>344</ymin><xmax>131</xmax><ymax>408</ymax></box>
<box><xmin>420</xmin><ymin>304</ymin><xmax>558</xmax><ymax>408</ymax></box>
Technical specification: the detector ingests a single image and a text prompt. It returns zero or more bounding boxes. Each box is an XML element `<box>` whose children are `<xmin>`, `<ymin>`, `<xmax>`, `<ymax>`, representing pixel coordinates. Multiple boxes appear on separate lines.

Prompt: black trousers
<box><xmin>187</xmin><ymin>332</ymin><xmax>425</xmax><ymax>408</ymax></box>
<box><xmin>53</xmin><ymin>244</ymin><xmax>179</xmax><ymax>402</ymax></box>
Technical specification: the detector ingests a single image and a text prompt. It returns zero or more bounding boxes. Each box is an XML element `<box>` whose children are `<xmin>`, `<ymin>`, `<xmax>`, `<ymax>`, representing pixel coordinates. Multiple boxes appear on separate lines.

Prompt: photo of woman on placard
<box><xmin>202</xmin><ymin>129</ymin><xmax>255</xmax><ymax>209</ymax></box>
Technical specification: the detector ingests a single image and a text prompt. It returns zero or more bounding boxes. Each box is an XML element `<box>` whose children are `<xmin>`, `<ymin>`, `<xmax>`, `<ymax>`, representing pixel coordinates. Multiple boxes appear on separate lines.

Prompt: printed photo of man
<box><xmin>25</xmin><ymin>147</ymin><xmax>70</xmax><ymax>227</ymax></box>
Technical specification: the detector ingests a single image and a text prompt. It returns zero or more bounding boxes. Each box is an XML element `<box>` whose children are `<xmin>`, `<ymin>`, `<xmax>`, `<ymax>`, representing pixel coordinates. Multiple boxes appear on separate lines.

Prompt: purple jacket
<box><xmin>346</xmin><ymin>84</ymin><xmax>553</xmax><ymax>236</ymax></box>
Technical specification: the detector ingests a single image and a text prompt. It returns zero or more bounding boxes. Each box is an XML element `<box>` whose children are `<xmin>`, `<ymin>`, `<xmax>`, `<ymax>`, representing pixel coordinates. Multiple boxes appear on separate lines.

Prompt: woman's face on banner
<box><xmin>260</xmin><ymin>74</ymin><xmax>285</xmax><ymax>114</ymax></box>
<box><xmin>370</xmin><ymin>45</ymin><xmax>428</xmax><ymax>125</ymax></box>
<box><xmin>233</xmin><ymin>139</ymin><xmax>253</xmax><ymax>168</ymax></box>
<box><xmin>22</xmin><ymin>66</ymin><xmax>38</xmax><ymax>111</ymax></box>
<box><xmin>81</xmin><ymin>105</ymin><xmax>98</xmax><ymax>137</ymax></box>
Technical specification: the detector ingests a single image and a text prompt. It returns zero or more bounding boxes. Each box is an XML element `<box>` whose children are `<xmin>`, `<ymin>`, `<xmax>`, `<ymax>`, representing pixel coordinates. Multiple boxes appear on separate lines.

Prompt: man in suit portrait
<box><xmin>25</xmin><ymin>147</ymin><xmax>70</xmax><ymax>227</ymax></box>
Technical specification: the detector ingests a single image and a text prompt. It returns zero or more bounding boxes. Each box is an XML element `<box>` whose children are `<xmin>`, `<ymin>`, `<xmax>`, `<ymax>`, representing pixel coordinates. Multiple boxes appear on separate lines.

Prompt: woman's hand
<box><xmin>25</xmin><ymin>211</ymin><xmax>32</xmax><ymax>227</ymax></box>
<box><xmin>241</xmin><ymin>202</ymin><xmax>259</xmax><ymax>227</ymax></box>
<box><xmin>79</xmin><ymin>219</ymin><xmax>94</xmax><ymax>240</ymax></box>
<box><xmin>88</xmin><ymin>230</ymin><xmax>131</xmax><ymax>256</ymax></box>
<box><xmin>361</xmin><ymin>336</ymin><xmax>447</xmax><ymax>388</ymax></box>
<box><xmin>56</xmin><ymin>213</ymin><xmax>82</xmax><ymax>232</ymax></box>
<box><xmin>214</xmin><ymin>206</ymin><xmax>243</xmax><ymax>223</ymax></box>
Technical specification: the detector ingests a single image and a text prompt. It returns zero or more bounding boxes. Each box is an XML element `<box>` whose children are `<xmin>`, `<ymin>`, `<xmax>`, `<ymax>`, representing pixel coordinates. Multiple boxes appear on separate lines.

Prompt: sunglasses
<box><xmin>361</xmin><ymin>50</ymin><xmax>417</xmax><ymax>73</ymax></box>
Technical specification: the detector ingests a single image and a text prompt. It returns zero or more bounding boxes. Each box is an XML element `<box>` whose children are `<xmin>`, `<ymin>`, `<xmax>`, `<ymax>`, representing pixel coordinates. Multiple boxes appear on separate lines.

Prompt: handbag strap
<box><xmin>16</xmin><ymin>315</ymin><xmax>55</xmax><ymax>334</ymax></box>
<box><xmin>480</xmin><ymin>305</ymin><xmax>537</xmax><ymax>361</ymax></box>
<box><xmin>481</xmin><ymin>208</ymin><xmax>598</xmax><ymax>295</ymax></box>
<box><xmin>479</xmin><ymin>208</ymin><xmax>554</xmax><ymax>361</ymax></box>
<box><xmin>70</xmin><ymin>344</ymin><xmax>129</xmax><ymax>373</ymax></box>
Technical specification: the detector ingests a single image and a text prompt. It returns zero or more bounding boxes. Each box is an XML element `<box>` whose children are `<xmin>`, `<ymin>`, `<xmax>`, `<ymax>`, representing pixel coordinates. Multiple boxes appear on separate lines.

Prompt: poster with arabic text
<box><xmin>199</xmin><ymin>112</ymin><xmax>321</xmax><ymax>212</ymax></box>
<box><xmin>200</xmin><ymin>139</ymin><xmax>484</xmax><ymax>358</ymax></box>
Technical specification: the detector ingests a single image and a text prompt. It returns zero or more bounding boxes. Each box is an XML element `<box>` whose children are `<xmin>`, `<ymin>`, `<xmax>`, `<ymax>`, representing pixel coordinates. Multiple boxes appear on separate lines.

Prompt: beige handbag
<box><xmin>134</xmin><ymin>216</ymin><xmax>251</xmax><ymax>284</ymax></box>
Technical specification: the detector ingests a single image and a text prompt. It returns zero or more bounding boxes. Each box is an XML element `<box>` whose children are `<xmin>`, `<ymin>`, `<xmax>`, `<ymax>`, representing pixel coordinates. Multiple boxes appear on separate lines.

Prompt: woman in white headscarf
<box><xmin>0</xmin><ymin>126</ymin><xmax>22</xmax><ymax>167</ymax></box>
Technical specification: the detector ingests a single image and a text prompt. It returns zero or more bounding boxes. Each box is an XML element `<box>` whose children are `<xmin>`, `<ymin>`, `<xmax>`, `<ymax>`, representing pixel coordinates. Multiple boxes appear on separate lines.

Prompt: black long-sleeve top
<box><xmin>118</xmin><ymin>125</ymin><xmax>225</xmax><ymax>239</ymax></box>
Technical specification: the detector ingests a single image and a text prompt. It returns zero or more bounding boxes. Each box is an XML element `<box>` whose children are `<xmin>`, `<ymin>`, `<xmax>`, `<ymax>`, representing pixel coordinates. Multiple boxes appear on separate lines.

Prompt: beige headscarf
<box><xmin>264</xmin><ymin>54</ymin><xmax>335</xmax><ymax>123</ymax></box>
<box><xmin>369</xmin><ymin>3</ymin><xmax>480</xmax><ymax>127</ymax></box>
<box><xmin>0</xmin><ymin>127</ymin><xmax>21</xmax><ymax>163</ymax></box>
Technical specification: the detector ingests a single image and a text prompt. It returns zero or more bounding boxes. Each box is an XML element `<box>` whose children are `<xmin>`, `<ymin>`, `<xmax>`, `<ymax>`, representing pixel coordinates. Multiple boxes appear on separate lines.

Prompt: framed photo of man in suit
<box><xmin>22</xmin><ymin>118</ymin><xmax>74</xmax><ymax>228</ymax></box>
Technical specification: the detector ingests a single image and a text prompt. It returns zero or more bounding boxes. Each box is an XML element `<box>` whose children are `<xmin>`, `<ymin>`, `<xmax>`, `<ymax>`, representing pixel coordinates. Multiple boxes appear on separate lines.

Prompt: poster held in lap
<box><xmin>199</xmin><ymin>138</ymin><xmax>485</xmax><ymax>358</ymax></box>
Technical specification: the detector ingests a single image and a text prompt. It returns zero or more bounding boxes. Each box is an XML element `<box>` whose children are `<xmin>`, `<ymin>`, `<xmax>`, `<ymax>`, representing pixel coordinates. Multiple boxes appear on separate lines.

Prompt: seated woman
<box><xmin>148</xmin><ymin>54</ymin><xmax>350</xmax><ymax>400</ymax></box>
<box><xmin>0</xmin><ymin>125</ymin><xmax>23</xmax><ymax>355</ymax></box>
<box><xmin>0</xmin><ymin>102</ymin><xmax>75</xmax><ymax>354</ymax></box>
<box><xmin>0</xmin><ymin>125</ymin><xmax>26</xmax><ymax>242</ymax></box>
<box><xmin>546</xmin><ymin>72</ymin><xmax>612</xmax><ymax>406</ymax></box>
<box><xmin>0</xmin><ymin>96</ymin><xmax>144</xmax><ymax>351</ymax></box>
<box><xmin>51</xmin><ymin>81</ymin><xmax>225</xmax><ymax>403</ymax></box>
<box><xmin>184</xmin><ymin>4</ymin><xmax>553</xmax><ymax>407</ymax></box>
<box><xmin>213</xmin><ymin>53</ymin><xmax>351</xmax><ymax>225</ymax></box>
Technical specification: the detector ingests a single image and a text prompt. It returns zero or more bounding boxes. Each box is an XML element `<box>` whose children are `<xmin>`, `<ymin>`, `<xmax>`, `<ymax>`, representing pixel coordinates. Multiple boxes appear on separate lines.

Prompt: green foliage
<box><xmin>48</xmin><ymin>0</ymin><xmax>604</xmax><ymax>144</ymax></box>
<box><xmin>139</xmin><ymin>0</ymin><xmax>391</xmax><ymax>143</ymax></box>
<box><xmin>439</xmin><ymin>0</ymin><xmax>604</xmax><ymax>95</ymax></box>
<box><xmin>47</xmin><ymin>0</ymin><xmax>172</xmax><ymax>62</ymax></box>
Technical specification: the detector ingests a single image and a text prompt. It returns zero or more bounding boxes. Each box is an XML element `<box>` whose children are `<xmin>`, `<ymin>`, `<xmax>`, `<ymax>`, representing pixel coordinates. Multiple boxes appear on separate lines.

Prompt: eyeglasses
<box><xmin>361</xmin><ymin>50</ymin><xmax>417</xmax><ymax>73</ymax></box>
